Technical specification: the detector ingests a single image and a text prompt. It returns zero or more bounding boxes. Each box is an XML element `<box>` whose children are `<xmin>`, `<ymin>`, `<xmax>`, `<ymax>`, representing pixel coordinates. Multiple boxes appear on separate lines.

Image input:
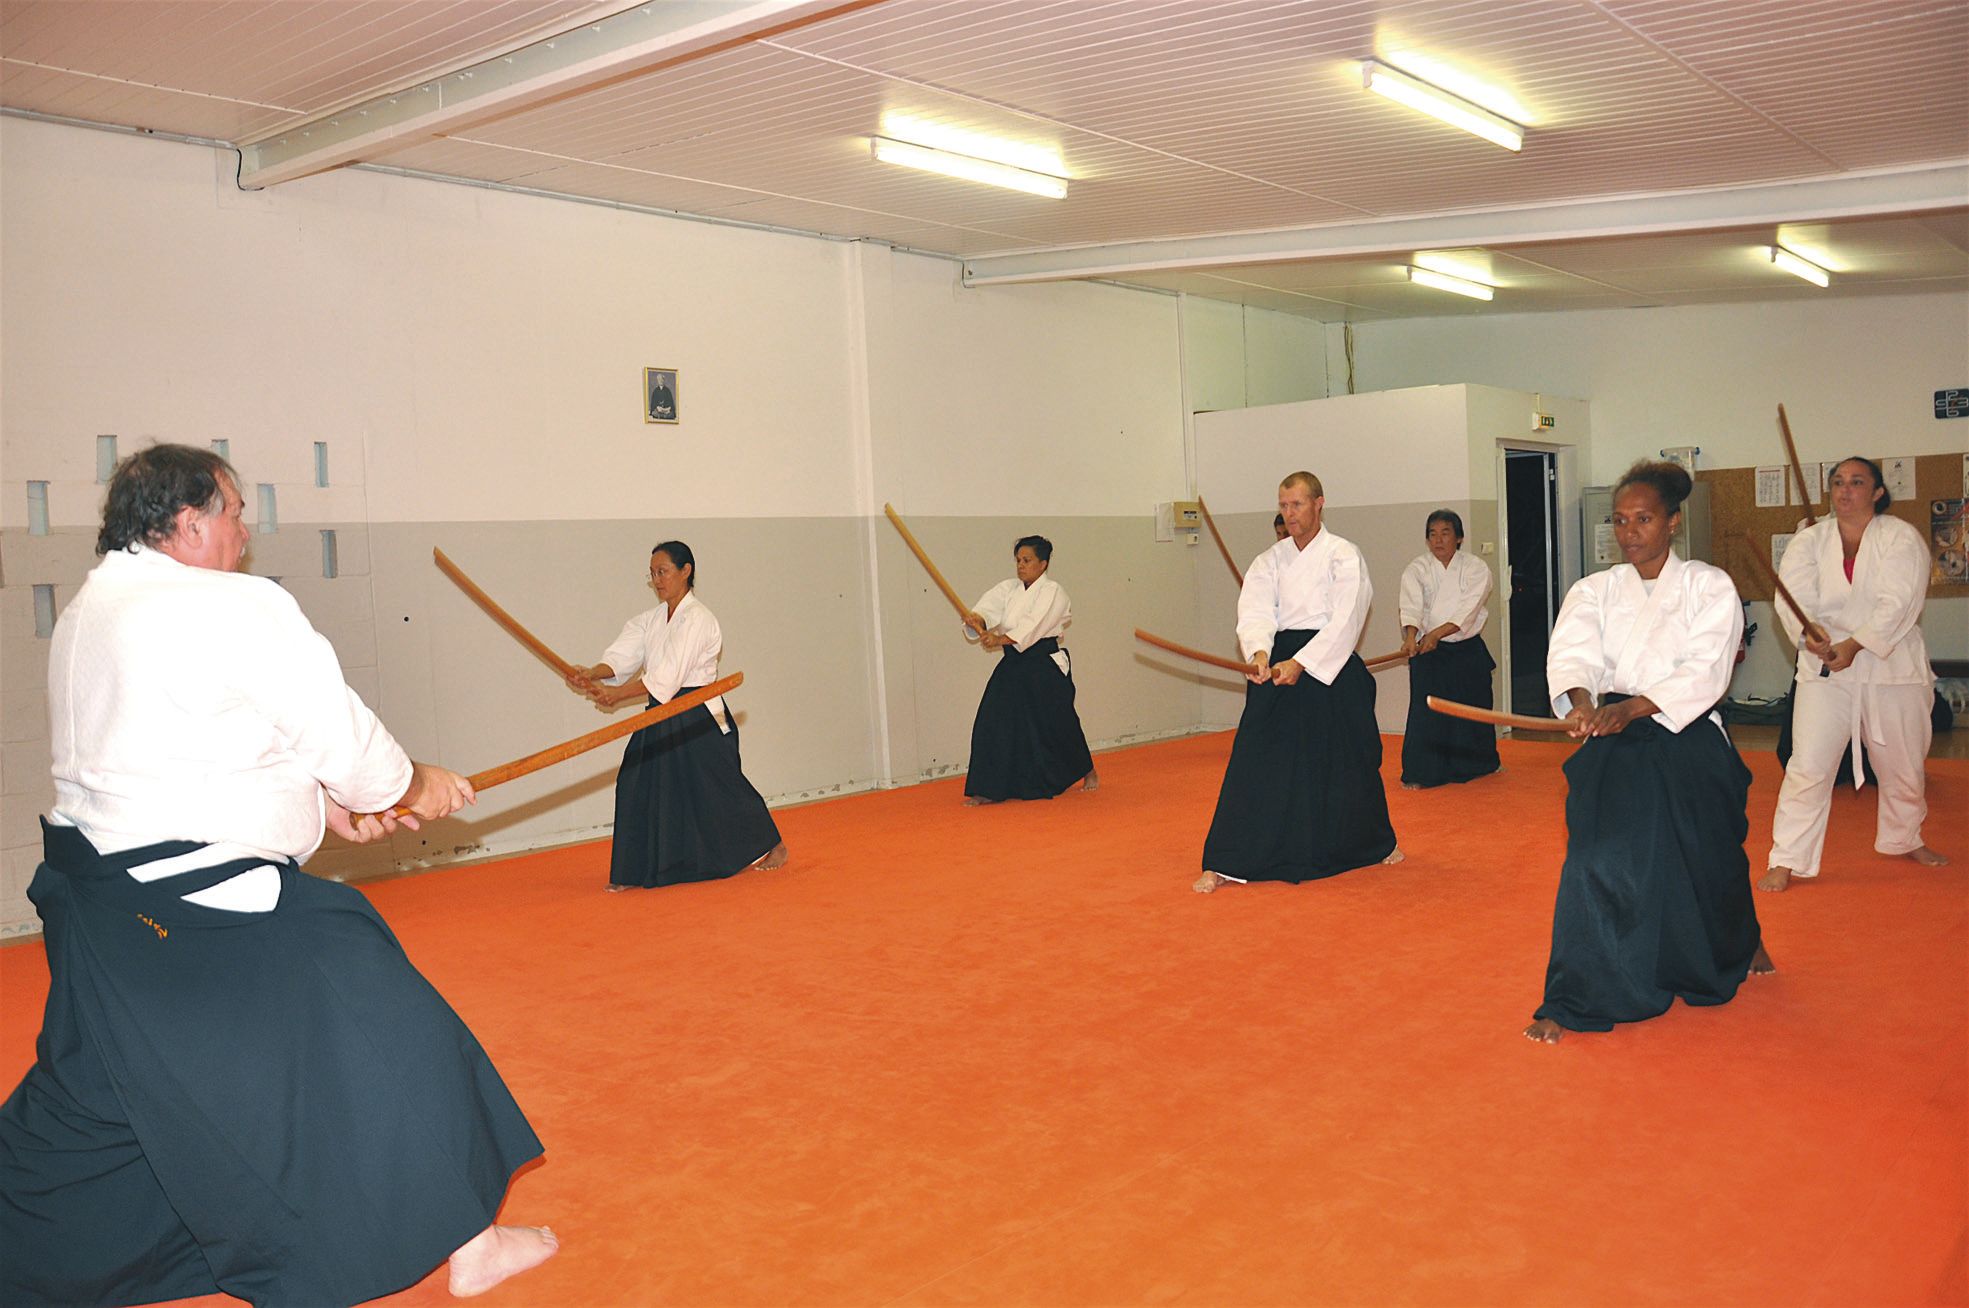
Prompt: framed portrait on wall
<box><xmin>644</xmin><ymin>367</ymin><xmax>679</xmax><ymax>424</ymax></box>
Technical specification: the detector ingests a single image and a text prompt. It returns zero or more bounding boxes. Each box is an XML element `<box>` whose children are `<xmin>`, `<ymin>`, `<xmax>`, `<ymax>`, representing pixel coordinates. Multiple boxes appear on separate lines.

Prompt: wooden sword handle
<box><xmin>1739</xmin><ymin>533</ymin><xmax>1830</xmax><ymax>647</ymax></box>
<box><xmin>381</xmin><ymin>674</ymin><xmax>743</xmax><ymax>818</ymax></box>
<box><xmin>1425</xmin><ymin>695</ymin><xmax>1564</xmax><ymax>733</ymax></box>
<box><xmin>1133</xmin><ymin>628</ymin><xmax>1256</xmax><ymax>675</ymax></box>
<box><xmin>1777</xmin><ymin>404</ymin><xmax>1817</xmax><ymax>527</ymax></box>
<box><xmin>884</xmin><ymin>503</ymin><xmax>979</xmax><ymax>627</ymax></box>
<box><xmin>433</xmin><ymin>547</ymin><xmax>581</xmax><ymax>680</ymax></box>
<box><xmin>1195</xmin><ymin>496</ymin><xmax>1244</xmax><ymax>587</ymax></box>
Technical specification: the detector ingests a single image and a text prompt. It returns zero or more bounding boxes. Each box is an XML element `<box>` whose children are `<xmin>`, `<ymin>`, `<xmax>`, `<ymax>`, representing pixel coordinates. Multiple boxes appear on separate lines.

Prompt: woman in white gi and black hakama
<box><xmin>1526</xmin><ymin>461</ymin><xmax>1774</xmax><ymax>1044</ymax></box>
<box><xmin>1</xmin><ymin>444</ymin><xmax>553</xmax><ymax>1308</ymax></box>
<box><xmin>1759</xmin><ymin>457</ymin><xmax>1948</xmax><ymax>892</ymax></box>
<box><xmin>1196</xmin><ymin>472</ymin><xmax>1400</xmax><ymax>892</ymax></box>
<box><xmin>1398</xmin><ymin>509</ymin><xmax>1501</xmax><ymax>789</ymax></box>
<box><xmin>962</xmin><ymin>536</ymin><xmax>1097</xmax><ymax>804</ymax></box>
<box><xmin>573</xmin><ymin>541</ymin><xmax>786</xmax><ymax>890</ymax></box>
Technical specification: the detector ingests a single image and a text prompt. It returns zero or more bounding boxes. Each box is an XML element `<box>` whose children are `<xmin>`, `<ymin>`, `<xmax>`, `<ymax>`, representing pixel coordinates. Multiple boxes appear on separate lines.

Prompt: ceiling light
<box><xmin>871</xmin><ymin>137</ymin><xmax>1068</xmax><ymax>198</ymax></box>
<box><xmin>1408</xmin><ymin>265</ymin><xmax>1495</xmax><ymax>300</ymax></box>
<box><xmin>1412</xmin><ymin>249</ymin><xmax>1496</xmax><ymax>286</ymax></box>
<box><xmin>1768</xmin><ymin>244</ymin><xmax>1830</xmax><ymax>287</ymax></box>
<box><xmin>1363</xmin><ymin>59</ymin><xmax>1524</xmax><ymax>151</ymax></box>
<box><xmin>880</xmin><ymin>113</ymin><xmax>1066</xmax><ymax>177</ymax></box>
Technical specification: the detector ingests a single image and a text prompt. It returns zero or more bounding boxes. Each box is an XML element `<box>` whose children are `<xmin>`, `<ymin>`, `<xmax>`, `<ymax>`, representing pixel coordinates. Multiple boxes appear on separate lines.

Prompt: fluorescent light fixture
<box><xmin>1364</xmin><ymin>59</ymin><xmax>1524</xmax><ymax>151</ymax></box>
<box><xmin>1412</xmin><ymin>249</ymin><xmax>1495</xmax><ymax>286</ymax></box>
<box><xmin>1382</xmin><ymin>49</ymin><xmax>1536</xmax><ymax>124</ymax></box>
<box><xmin>879</xmin><ymin>113</ymin><xmax>1066</xmax><ymax>177</ymax></box>
<box><xmin>1408</xmin><ymin>265</ymin><xmax>1495</xmax><ymax>300</ymax></box>
<box><xmin>1768</xmin><ymin>244</ymin><xmax>1830</xmax><ymax>287</ymax></box>
<box><xmin>872</xmin><ymin>136</ymin><xmax>1068</xmax><ymax>198</ymax></box>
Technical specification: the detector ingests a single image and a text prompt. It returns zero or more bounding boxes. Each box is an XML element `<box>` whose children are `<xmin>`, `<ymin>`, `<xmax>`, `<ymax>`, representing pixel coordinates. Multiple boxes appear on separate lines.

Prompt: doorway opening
<box><xmin>1503</xmin><ymin>448</ymin><xmax>1561</xmax><ymax>718</ymax></box>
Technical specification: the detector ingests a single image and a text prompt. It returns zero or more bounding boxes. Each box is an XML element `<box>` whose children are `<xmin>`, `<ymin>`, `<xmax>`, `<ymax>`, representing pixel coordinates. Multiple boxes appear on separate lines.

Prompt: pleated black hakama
<box><xmin>964</xmin><ymin>637</ymin><xmax>1095</xmax><ymax>802</ymax></box>
<box><xmin>1200</xmin><ymin>629</ymin><xmax>1398</xmax><ymax>881</ymax></box>
<box><xmin>608</xmin><ymin>690</ymin><xmax>781</xmax><ymax>888</ymax></box>
<box><xmin>1400</xmin><ymin>634</ymin><xmax>1501</xmax><ymax>787</ymax></box>
<box><xmin>1534</xmin><ymin>707</ymin><xmax>1764</xmax><ymax>1032</ymax></box>
<box><xmin>0</xmin><ymin>821</ymin><xmax>543</xmax><ymax>1308</ymax></box>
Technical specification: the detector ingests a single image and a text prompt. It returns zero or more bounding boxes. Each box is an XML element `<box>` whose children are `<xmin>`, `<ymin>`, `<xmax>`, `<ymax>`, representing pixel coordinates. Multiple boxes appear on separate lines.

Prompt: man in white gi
<box><xmin>0</xmin><ymin>444</ymin><xmax>557</xmax><ymax>1307</ymax></box>
<box><xmin>1197</xmin><ymin>471</ymin><xmax>1401</xmax><ymax>891</ymax></box>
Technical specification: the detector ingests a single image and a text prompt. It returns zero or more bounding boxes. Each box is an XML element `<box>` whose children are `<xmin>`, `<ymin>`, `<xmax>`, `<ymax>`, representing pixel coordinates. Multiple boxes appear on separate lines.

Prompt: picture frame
<box><xmin>644</xmin><ymin>367</ymin><xmax>679</xmax><ymax>424</ymax></box>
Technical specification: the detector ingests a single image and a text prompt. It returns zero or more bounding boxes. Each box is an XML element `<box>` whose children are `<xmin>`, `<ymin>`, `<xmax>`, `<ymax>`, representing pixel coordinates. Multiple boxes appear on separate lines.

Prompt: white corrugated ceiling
<box><xmin>3</xmin><ymin>0</ymin><xmax>1965</xmax><ymax>319</ymax></box>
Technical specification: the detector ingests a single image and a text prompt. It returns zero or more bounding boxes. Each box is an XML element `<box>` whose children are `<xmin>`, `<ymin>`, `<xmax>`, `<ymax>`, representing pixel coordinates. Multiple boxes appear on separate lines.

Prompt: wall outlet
<box><xmin>1478</xmin><ymin>541</ymin><xmax>1496</xmax><ymax>555</ymax></box>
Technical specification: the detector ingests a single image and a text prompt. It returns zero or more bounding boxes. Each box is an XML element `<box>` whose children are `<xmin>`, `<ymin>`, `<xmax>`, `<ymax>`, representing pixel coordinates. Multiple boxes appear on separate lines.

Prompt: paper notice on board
<box><xmin>1755</xmin><ymin>466</ymin><xmax>1788</xmax><ymax>507</ymax></box>
<box><xmin>1884</xmin><ymin>456</ymin><xmax>1916</xmax><ymax>502</ymax></box>
<box><xmin>1961</xmin><ymin>453</ymin><xmax>1967</xmax><ymax>497</ymax></box>
<box><xmin>1818</xmin><ymin>461</ymin><xmax>1837</xmax><ymax>495</ymax></box>
<box><xmin>1593</xmin><ymin>522</ymin><xmax>1619</xmax><ymax>566</ymax></box>
<box><xmin>1772</xmin><ymin>533</ymin><xmax>1795</xmax><ymax>573</ymax></box>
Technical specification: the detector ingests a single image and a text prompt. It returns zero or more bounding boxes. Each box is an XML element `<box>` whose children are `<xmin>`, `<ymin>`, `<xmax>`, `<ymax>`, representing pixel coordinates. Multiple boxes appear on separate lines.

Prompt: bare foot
<box><xmin>1401</xmin><ymin>782</ymin><xmax>1423</xmax><ymax>790</ymax></box>
<box><xmin>1082</xmin><ymin>769</ymin><xmax>1100</xmax><ymax>792</ymax></box>
<box><xmin>1523</xmin><ymin>1018</ymin><xmax>1565</xmax><ymax>1044</ymax></box>
<box><xmin>1381</xmin><ymin>848</ymin><xmax>1405</xmax><ymax>865</ymax></box>
<box><xmin>448</xmin><ymin>1224</ymin><xmax>559</xmax><ymax>1298</ymax></box>
<box><xmin>1906</xmin><ymin>846</ymin><xmax>1950</xmax><ymax>867</ymax></box>
<box><xmin>963</xmin><ymin>796</ymin><xmax>1001</xmax><ymax>807</ymax></box>
<box><xmin>750</xmin><ymin>842</ymin><xmax>789</xmax><ymax>870</ymax></box>
<box><xmin>605</xmin><ymin>884</ymin><xmax>630</xmax><ymax>894</ymax></box>
<box><xmin>1756</xmin><ymin>866</ymin><xmax>1792</xmax><ymax>893</ymax></box>
<box><xmin>1193</xmin><ymin>871</ymin><xmax>1228</xmax><ymax>894</ymax></box>
<box><xmin>1748</xmin><ymin>944</ymin><xmax>1776</xmax><ymax>976</ymax></box>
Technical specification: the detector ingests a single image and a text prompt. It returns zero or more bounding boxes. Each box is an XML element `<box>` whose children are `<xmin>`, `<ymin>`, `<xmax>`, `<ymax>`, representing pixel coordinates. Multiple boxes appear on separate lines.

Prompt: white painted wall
<box><xmin>1192</xmin><ymin>385</ymin><xmax>1572</xmax><ymax>732</ymax></box>
<box><xmin>1182</xmin><ymin>296</ymin><xmax>1329</xmax><ymax>415</ymax></box>
<box><xmin>1339</xmin><ymin>295</ymin><xmax>1969</xmax><ymax>697</ymax></box>
<box><xmin>1341</xmin><ymin>295</ymin><xmax>1969</xmax><ymax>483</ymax></box>
<box><xmin>0</xmin><ymin>116</ymin><xmax>1321</xmax><ymax>933</ymax></box>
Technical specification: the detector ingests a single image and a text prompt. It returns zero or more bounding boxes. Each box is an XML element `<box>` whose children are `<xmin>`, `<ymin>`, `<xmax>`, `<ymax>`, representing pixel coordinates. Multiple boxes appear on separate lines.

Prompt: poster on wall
<box><xmin>644</xmin><ymin>367</ymin><xmax>679</xmax><ymax>424</ymax></box>
<box><xmin>1933</xmin><ymin>499</ymin><xmax>1967</xmax><ymax>586</ymax></box>
<box><xmin>1593</xmin><ymin>522</ymin><xmax>1619</xmax><ymax>566</ymax></box>
<box><xmin>1883</xmin><ymin>456</ymin><xmax>1916</xmax><ymax>503</ymax></box>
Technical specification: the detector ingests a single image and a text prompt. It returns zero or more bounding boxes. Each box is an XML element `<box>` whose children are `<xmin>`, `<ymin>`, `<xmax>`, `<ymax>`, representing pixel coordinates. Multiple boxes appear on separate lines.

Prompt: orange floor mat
<box><xmin>2</xmin><ymin>735</ymin><xmax>1963</xmax><ymax>1307</ymax></box>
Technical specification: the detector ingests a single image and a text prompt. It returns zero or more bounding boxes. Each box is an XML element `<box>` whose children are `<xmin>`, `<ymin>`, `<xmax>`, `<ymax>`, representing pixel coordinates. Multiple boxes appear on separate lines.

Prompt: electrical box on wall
<box><xmin>1155</xmin><ymin>501</ymin><xmax>1201</xmax><ymax>543</ymax></box>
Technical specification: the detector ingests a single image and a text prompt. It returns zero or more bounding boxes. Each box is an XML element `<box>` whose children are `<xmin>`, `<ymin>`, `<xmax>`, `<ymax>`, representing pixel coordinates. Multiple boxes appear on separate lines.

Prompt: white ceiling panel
<box><xmin>1</xmin><ymin>0</ymin><xmax>614</xmax><ymax>136</ymax></box>
<box><xmin>3</xmin><ymin>0</ymin><xmax>1965</xmax><ymax>321</ymax></box>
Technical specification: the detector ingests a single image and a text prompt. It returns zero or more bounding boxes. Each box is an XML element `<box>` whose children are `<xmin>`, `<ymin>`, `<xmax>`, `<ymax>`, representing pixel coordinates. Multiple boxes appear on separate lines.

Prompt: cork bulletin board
<box><xmin>1694</xmin><ymin>452</ymin><xmax>1967</xmax><ymax>602</ymax></box>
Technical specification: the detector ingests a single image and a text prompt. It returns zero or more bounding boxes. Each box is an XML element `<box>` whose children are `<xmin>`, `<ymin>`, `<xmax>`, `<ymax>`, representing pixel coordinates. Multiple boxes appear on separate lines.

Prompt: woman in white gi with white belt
<box><xmin>1526</xmin><ymin>460</ymin><xmax>1772</xmax><ymax>1043</ymax></box>
<box><xmin>961</xmin><ymin>535</ymin><xmax>1097</xmax><ymax>804</ymax></box>
<box><xmin>1759</xmin><ymin>457</ymin><xmax>1947</xmax><ymax>893</ymax></box>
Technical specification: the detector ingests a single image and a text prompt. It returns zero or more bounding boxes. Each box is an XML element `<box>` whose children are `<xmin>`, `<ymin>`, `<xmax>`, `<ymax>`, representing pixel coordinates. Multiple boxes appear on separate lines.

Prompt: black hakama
<box><xmin>1400</xmin><ymin>634</ymin><xmax>1501</xmax><ymax>787</ymax></box>
<box><xmin>964</xmin><ymin>637</ymin><xmax>1095</xmax><ymax>802</ymax></box>
<box><xmin>1200</xmin><ymin>629</ymin><xmax>1398</xmax><ymax>881</ymax></box>
<box><xmin>0</xmin><ymin>821</ymin><xmax>543</xmax><ymax>1308</ymax></box>
<box><xmin>1534</xmin><ymin>706</ymin><xmax>1763</xmax><ymax>1032</ymax></box>
<box><xmin>609</xmin><ymin>689</ymin><xmax>781</xmax><ymax>888</ymax></box>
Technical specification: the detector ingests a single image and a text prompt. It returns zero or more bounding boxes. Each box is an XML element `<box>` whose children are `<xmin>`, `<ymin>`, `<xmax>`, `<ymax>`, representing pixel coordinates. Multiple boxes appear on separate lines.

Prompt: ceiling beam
<box><xmin>237</xmin><ymin>0</ymin><xmax>872</xmax><ymax>189</ymax></box>
<box><xmin>961</xmin><ymin>164</ymin><xmax>1969</xmax><ymax>286</ymax></box>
